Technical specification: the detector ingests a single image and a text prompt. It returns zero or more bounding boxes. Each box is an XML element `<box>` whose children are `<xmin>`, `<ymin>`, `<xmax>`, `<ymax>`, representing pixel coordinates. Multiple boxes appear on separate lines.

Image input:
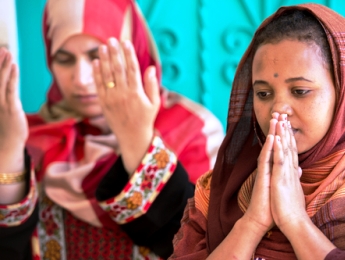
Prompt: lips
<box><xmin>74</xmin><ymin>94</ymin><xmax>98</xmax><ymax>103</ymax></box>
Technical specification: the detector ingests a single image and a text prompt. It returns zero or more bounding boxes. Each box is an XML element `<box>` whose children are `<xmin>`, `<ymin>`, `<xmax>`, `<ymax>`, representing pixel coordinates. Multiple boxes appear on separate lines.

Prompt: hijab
<box><xmin>25</xmin><ymin>0</ymin><xmax>163</xmax><ymax>227</ymax></box>
<box><xmin>207</xmin><ymin>4</ymin><xmax>345</xmax><ymax>259</ymax></box>
<box><xmin>25</xmin><ymin>0</ymin><xmax>219</xmax><ymax>229</ymax></box>
<box><xmin>40</xmin><ymin>0</ymin><xmax>161</xmax><ymax>121</ymax></box>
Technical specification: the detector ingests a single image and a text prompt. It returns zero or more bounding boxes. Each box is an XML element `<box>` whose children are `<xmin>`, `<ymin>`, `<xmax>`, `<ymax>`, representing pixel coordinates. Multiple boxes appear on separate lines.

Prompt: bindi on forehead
<box><xmin>274</xmin><ymin>73</ymin><xmax>279</xmax><ymax>78</ymax></box>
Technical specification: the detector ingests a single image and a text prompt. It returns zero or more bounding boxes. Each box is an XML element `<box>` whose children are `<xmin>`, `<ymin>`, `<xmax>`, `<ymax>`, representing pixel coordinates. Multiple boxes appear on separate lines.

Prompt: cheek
<box><xmin>253</xmin><ymin>102</ymin><xmax>270</xmax><ymax>136</ymax></box>
<box><xmin>51</xmin><ymin>66</ymin><xmax>71</xmax><ymax>96</ymax></box>
<box><xmin>311</xmin><ymin>90</ymin><xmax>335</xmax><ymax>126</ymax></box>
<box><xmin>300</xmin><ymin>94</ymin><xmax>335</xmax><ymax>150</ymax></box>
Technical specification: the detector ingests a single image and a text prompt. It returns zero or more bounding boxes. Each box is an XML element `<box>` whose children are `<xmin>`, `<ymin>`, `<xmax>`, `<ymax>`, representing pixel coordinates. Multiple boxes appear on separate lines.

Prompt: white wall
<box><xmin>0</xmin><ymin>0</ymin><xmax>18</xmax><ymax>62</ymax></box>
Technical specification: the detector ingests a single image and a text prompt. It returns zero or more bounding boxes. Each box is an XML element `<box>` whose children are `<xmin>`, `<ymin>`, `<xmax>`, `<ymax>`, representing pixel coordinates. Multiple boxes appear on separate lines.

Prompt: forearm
<box><xmin>118</xmin><ymin>128</ymin><xmax>154</xmax><ymax>174</ymax></box>
<box><xmin>97</xmin><ymin>154</ymin><xmax>192</xmax><ymax>258</ymax></box>
<box><xmin>120</xmin><ymin>163</ymin><xmax>194</xmax><ymax>258</ymax></box>
<box><xmin>0</xmin><ymin>143</ymin><xmax>25</xmax><ymax>172</ymax></box>
<box><xmin>0</xmin><ymin>183</ymin><xmax>26</xmax><ymax>204</ymax></box>
<box><xmin>207</xmin><ymin>217</ymin><xmax>265</xmax><ymax>259</ymax></box>
<box><xmin>281</xmin><ymin>216</ymin><xmax>335</xmax><ymax>260</ymax></box>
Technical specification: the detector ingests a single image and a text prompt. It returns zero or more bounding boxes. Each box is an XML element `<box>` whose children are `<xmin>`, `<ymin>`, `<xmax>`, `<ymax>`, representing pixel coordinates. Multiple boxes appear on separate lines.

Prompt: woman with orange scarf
<box><xmin>170</xmin><ymin>3</ymin><xmax>345</xmax><ymax>260</ymax></box>
<box><xmin>0</xmin><ymin>0</ymin><xmax>223</xmax><ymax>259</ymax></box>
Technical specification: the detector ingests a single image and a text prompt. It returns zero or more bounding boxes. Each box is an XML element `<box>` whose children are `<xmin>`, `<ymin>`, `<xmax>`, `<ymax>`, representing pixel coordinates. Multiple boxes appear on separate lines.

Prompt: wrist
<box><xmin>278</xmin><ymin>213</ymin><xmax>336</xmax><ymax>259</ymax></box>
<box><xmin>278</xmin><ymin>212</ymin><xmax>310</xmax><ymax>238</ymax></box>
<box><xmin>0</xmin><ymin>144</ymin><xmax>25</xmax><ymax>172</ymax></box>
<box><xmin>240</xmin><ymin>214</ymin><xmax>271</xmax><ymax>238</ymax></box>
<box><xmin>119</xmin><ymin>129</ymin><xmax>155</xmax><ymax>174</ymax></box>
<box><xmin>0</xmin><ymin>171</ymin><xmax>26</xmax><ymax>184</ymax></box>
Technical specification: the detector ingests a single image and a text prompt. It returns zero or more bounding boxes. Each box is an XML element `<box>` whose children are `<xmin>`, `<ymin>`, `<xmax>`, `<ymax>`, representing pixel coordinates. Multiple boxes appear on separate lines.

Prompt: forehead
<box><xmin>55</xmin><ymin>34</ymin><xmax>102</xmax><ymax>55</ymax></box>
<box><xmin>252</xmin><ymin>40</ymin><xmax>322</xmax><ymax>76</ymax></box>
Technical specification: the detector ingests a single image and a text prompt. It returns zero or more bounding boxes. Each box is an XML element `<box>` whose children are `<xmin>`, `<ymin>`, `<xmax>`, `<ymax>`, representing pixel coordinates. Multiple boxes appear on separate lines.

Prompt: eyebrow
<box><xmin>87</xmin><ymin>47</ymin><xmax>99</xmax><ymax>54</ymax></box>
<box><xmin>253</xmin><ymin>77</ymin><xmax>313</xmax><ymax>86</ymax></box>
<box><xmin>285</xmin><ymin>77</ymin><xmax>313</xmax><ymax>83</ymax></box>
<box><xmin>55</xmin><ymin>47</ymin><xmax>99</xmax><ymax>56</ymax></box>
<box><xmin>252</xmin><ymin>80</ymin><xmax>268</xmax><ymax>86</ymax></box>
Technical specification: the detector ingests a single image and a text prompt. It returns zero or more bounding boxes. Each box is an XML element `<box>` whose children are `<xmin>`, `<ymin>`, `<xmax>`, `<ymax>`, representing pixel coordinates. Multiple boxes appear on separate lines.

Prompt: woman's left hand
<box><xmin>270</xmin><ymin>115</ymin><xmax>307</xmax><ymax>231</ymax></box>
<box><xmin>93</xmin><ymin>37</ymin><xmax>160</xmax><ymax>174</ymax></box>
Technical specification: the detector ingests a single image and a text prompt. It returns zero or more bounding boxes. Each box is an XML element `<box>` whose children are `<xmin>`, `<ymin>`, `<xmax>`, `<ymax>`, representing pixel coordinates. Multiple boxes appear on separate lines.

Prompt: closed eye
<box><xmin>52</xmin><ymin>50</ymin><xmax>75</xmax><ymax>66</ymax></box>
<box><xmin>292</xmin><ymin>89</ymin><xmax>310</xmax><ymax>96</ymax></box>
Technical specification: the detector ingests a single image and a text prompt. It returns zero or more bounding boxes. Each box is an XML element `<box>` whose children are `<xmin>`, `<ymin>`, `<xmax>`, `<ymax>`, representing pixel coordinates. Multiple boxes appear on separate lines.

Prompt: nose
<box><xmin>271</xmin><ymin>95</ymin><xmax>293</xmax><ymax>116</ymax></box>
<box><xmin>73</xmin><ymin>59</ymin><xmax>94</xmax><ymax>88</ymax></box>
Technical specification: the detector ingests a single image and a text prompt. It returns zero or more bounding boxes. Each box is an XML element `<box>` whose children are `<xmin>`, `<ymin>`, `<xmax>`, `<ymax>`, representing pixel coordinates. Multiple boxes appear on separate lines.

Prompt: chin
<box><xmin>79</xmin><ymin>109</ymin><xmax>103</xmax><ymax>119</ymax></box>
<box><xmin>297</xmin><ymin>144</ymin><xmax>313</xmax><ymax>155</ymax></box>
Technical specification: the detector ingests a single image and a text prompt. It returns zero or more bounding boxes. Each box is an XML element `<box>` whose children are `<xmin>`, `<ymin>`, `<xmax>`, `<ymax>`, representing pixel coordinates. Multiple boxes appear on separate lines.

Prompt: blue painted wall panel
<box><xmin>15</xmin><ymin>0</ymin><xmax>345</xmax><ymax>128</ymax></box>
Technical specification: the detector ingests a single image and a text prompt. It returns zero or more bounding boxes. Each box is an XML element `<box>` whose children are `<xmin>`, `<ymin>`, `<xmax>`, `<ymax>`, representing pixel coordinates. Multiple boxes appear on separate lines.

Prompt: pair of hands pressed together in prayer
<box><xmin>0</xmin><ymin>37</ymin><xmax>160</xmax><ymax>177</ymax></box>
<box><xmin>208</xmin><ymin>112</ymin><xmax>335</xmax><ymax>260</ymax></box>
<box><xmin>245</xmin><ymin>112</ymin><xmax>306</xmax><ymax>237</ymax></box>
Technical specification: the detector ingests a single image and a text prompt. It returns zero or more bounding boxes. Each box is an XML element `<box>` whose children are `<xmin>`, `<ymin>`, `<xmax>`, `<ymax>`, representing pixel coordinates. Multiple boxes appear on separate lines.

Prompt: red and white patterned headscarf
<box><xmin>26</xmin><ymin>0</ymin><xmax>165</xmax><ymax>227</ymax></box>
<box><xmin>41</xmin><ymin>0</ymin><xmax>161</xmax><ymax>117</ymax></box>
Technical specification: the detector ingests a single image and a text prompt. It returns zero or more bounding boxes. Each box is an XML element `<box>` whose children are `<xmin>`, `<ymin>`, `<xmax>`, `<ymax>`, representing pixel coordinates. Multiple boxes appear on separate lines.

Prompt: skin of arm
<box><xmin>206</xmin><ymin>216</ymin><xmax>267</xmax><ymax>259</ymax></box>
<box><xmin>280</xmin><ymin>215</ymin><xmax>335</xmax><ymax>260</ymax></box>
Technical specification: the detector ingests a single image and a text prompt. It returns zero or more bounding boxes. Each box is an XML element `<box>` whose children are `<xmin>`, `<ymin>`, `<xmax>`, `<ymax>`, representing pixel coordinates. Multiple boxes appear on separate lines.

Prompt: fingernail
<box><xmin>109</xmin><ymin>37</ymin><xmax>118</xmax><ymax>48</ymax></box>
<box><xmin>276</xmin><ymin>136</ymin><xmax>281</xmax><ymax>142</ymax></box>
<box><xmin>287</xmin><ymin>121</ymin><xmax>291</xmax><ymax>128</ymax></box>
<box><xmin>123</xmin><ymin>40</ymin><xmax>131</xmax><ymax>49</ymax></box>
<box><xmin>271</xmin><ymin>112</ymin><xmax>278</xmax><ymax>118</ymax></box>
<box><xmin>149</xmin><ymin>67</ymin><xmax>156</xmax><ymax>79</ymax></box>
<box><xmin>282</xmin><ymin>114</ymin><xmax>287</xmax><ymax>121</ymax></box>
<box><xmin>101</xmin><ymin>45</ymin><xmax>107</xmax><ymax>54</ymax></box>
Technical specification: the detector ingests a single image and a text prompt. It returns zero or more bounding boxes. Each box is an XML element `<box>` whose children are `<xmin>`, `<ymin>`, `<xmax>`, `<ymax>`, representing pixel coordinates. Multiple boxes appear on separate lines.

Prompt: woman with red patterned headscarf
<box><xmin>0</xmin><ymin>0</ymin><xmax>223</xmax><ymax>259</ymax></box>
<box><xmin>170</xmin><ymin>3</ymin><xmax>345</xmax><ymax>260</ymax></box>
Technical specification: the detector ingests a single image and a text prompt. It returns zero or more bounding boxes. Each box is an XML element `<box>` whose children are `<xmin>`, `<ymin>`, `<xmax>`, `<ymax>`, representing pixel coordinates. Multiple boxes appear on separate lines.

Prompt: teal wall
<box><xmin>15</xmin><ymin>0</ymin><xmax>345</xmax><ymax>129</ymax></box>
<box><xmin>16</xmin><ymin>0</ymin><xmax>50</xmax><ymax>113</ymax></box>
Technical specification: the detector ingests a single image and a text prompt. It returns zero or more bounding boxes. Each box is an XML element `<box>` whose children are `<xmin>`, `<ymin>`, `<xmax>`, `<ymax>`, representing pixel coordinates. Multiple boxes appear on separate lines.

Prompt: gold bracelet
<box><xmin>0</xmin><ymin>171</ymin><xmax>26</xmax><ymax>184</ymax></box>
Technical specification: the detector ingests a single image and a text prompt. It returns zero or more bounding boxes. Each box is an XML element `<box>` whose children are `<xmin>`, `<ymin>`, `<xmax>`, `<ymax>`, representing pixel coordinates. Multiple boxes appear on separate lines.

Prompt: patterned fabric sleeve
<box><xmin>168</xmin><ymin>172</ymin><xmax>211</xmax><ymax>259</ymax></box>
<box><xmin>98</xmin><ymin>135</ymin><xmax>177</xmax><ymax>224</ymax></box>
<box><xmin>0</xmin><ymin>167</ymin><xmax>38</xmax><ymax>227</ymax></box>
<box><xmin>96</xmin><ymin>135</ymin><xmax>195</xmax><ymax>258</ymax></box>
<box><xmin>0</xmin><ymin>151</ymin><xmax>39</xmax><ymax>260</ymax></box>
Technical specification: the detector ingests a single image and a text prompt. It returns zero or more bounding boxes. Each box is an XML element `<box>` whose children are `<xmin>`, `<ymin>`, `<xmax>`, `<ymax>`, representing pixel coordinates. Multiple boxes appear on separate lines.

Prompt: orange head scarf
<box><xmin>208</xmin><ymin>4</ymin><xmax>345</xmax><ymax>259</ymax></box>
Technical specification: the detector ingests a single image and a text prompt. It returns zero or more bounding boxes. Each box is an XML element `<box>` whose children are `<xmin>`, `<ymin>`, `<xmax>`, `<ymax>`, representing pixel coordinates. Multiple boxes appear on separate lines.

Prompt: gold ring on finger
<box><xmin>106</xmin><ymin>81</ymin><xmax>115</xmax><ymax>88</ymax></box>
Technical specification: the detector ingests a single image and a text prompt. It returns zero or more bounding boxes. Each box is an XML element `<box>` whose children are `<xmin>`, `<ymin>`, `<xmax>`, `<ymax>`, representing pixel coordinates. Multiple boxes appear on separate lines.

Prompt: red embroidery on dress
<box><xmin>64</xmin><ymin>210</ymin><xmax>133</xmax><ymax>259</ymax></box>
<box><xmin>99</xmin><ymin>136</ymin><xmax>177</xmax><ymax>224</ymax></box>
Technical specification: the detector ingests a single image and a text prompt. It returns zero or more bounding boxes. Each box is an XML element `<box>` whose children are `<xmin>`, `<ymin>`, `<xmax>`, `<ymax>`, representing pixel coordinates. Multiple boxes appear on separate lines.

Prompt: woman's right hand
<box><xmin>242</xmin><ymin>114</ymin><xmax>280</xmax><ymax>235</ymax></box>
<box><xmin>207</xmin><ymin>115</ymin><xmax>280</xmax><ymax>259</ymax></box>
<box><xmin>0</xmin><ymin>48</ymin><xmax>28</xmax><ymax>172</ymax></box>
